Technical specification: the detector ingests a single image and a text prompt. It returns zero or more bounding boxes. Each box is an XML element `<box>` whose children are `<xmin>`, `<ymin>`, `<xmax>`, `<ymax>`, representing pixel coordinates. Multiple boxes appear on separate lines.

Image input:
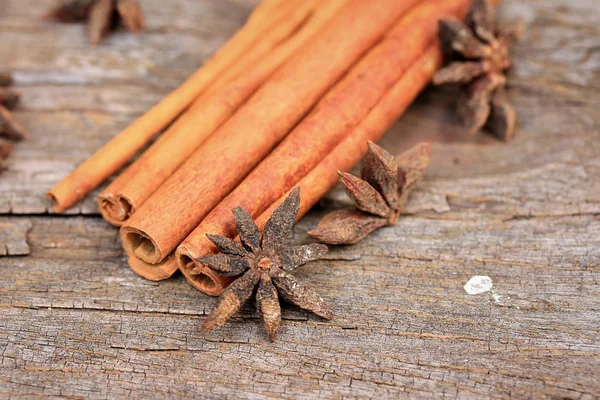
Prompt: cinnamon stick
<box><xmin>127</xmin><ymin>255</ymin><xmax>179</xmax><ymax>282</ymax></box>
<box><xmin>175</xmin><ymin>0</ymin><xmax>471</xmax><ymax>292</ymax></box>
<box><xmin>120</xmin><ymin>0</ymin><xmax>421</xmax><ymax>269</ymax></box>
<box><xmin>46</xmin><ymin>0</ymin><xmax>301</xmax><ymax>212</ymax></box>
<box><xmin>98</xmin><ymin>0</ymin><xmax>338</xmax><ymax>227</ymax></box>
<box><xmin>258</xmin><ymin>47</ymin><xmax>442</xmax><ymax>232</ymax></box>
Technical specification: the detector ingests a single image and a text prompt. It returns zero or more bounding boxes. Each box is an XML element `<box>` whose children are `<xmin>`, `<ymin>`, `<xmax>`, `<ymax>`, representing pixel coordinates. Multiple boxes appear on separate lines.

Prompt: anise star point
<box><xmin>195</xmin><ymin>188</ymin><xmax>332</xmax><ymax>342</ymax></box>
<box><xmin>48</xmin><ymin>0</ymin><xmax>144</xmax><ymax>45</ymax></box>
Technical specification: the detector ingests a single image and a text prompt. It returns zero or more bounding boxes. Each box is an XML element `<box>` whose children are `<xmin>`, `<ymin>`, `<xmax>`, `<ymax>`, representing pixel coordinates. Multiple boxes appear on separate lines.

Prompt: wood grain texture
<box><xmin>0</xmin><ymin>0</ymin><xmax>599</xmax><ymax>398</ymax></box>
<box><xmin>0</xmin><ymin>219</ymin><xmax>31</xmax><ymax>255</ymax></box>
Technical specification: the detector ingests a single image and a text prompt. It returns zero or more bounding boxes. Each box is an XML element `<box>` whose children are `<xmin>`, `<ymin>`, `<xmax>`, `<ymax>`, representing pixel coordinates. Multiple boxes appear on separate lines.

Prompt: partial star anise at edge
<box><xmin>48</xmin><ymin>0</ymin><xmax>145</xmax><ymax>45</ymax></box>
<box><xmin>194</xmin><ymin>188</ymin><xmax>333</xmax><ymax>342</ymax></box>
<box><xmin>308</xmin><ymin>142</ymin><xmax>430</xmax><ymax>245</ymax></box>
<box><xmin>1</xmin><ymin>72</ymin><xmax>28</xmax><ymax>173</ymax></box>
<box><xmin>433</xmin><ymin>0</ymin><xmax>524</xmax><ymax>141</ymax></box>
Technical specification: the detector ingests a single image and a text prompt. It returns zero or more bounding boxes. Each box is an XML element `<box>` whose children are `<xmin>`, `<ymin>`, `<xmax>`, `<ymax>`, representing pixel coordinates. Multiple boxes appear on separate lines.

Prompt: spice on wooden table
<box><xmin>0</xmin><ymin>106</ymin><xmax>27</xmax><ymax>143</ymax></box>
<box><xmin>0</xmin><ymin>73</ymin><xmax>28</xmax><ymax>174</ymax></box>
<box><xmin>176</xmin><ymin>0</ymin><xmax>473</xmax><ymax>292</ymax></box>
<box><xmin>47</xmin><ymin>0</ymin><xmax>144</xmax><ymax>45</ymax></box>
<box><xmin>309</xmin><ymin>142</ymin><xmax>430</xmax><ymax>245</ymax></box>
<box><xmin>120</xmin><ymin>0</ymin><xmax>422</xmax><ymax>269</ymax></box>
<box><xmin>197</xmin><ymin>189</ymin><xmax>332</xmax><ymax>342</ymax></box>
<box><xmin>433</xmin><ymin>0</ymin><xmax>523</xmax><ymax>141</ymax></box>
<box><xmin>0</xmin><ymin>75</ymin><xmax>27</xmax><ymax>143</ymax></box>
<box><xmin>250</xmin><ymin>45</ymin><xmax>442</xmax><ymax>255</ymax></box>
<box><xmin>188</xmin><ymin>44</ymin><xmax>444</xmax><ymax>293</ymax></box>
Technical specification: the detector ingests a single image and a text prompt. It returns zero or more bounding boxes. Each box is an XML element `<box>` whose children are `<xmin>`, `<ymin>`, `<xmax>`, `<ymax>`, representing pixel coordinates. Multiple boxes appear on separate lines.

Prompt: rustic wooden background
<box><xmin>1</xmin><ymin>0</ymin><xmax>599</xmax><ymax>398</ymax></box>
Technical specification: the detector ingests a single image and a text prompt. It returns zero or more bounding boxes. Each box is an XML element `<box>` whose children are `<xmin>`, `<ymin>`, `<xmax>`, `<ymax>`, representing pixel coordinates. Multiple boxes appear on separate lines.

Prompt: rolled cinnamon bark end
<box><xmin>98</xmin><ymin>193</ymin><xmax>134</xmax><ymax>226</ymax></box>
<box><xmin>127</xmin><ymin>255</ymin><xmax>179</xmax><ymax>281</ymax></box>
<box><xmin>175</xmin><ymin>225</ymin><xmax>226</xmax><ymax>273</ymax></box>
<box><xmin>178</xmin><ymin>252</ymin><xmax>234</xmax><ymax>296</ymax></box>
<box><xmin>120</xmin><ymin>226</ymin><xmax>163</xmax><ymax>264</ymax></box>
<box><xmin>46</xmin><ymin>186</ymin><xmax>76</xmax><ymax>213</ymax></box>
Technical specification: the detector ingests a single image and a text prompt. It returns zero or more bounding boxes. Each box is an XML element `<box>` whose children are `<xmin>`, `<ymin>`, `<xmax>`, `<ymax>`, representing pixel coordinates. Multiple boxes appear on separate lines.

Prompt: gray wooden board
<box><xmin>0</xmin><ymin>0</ymin><xmax>599</xmax><ymax>398</ymax></box>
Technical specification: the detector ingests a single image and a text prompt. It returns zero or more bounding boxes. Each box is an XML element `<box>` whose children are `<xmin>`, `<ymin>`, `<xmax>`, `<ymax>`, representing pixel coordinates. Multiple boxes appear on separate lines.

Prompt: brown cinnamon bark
<box><xmin>176</xmin><ymin>0</ymin><xmax>472</xmax><ymax>292</ymax></box>
<box><xmin>120</xmin><ymin>0</ymin><xmax>421</xmax><ymax>270</ymax></box>
<box><xmin>258</xmin><ymin>47</ymin><xmax>443</xmax><ymax>230</ymax></box>
<box><xmin>183</xmin><ymin>44</ymin><xmax>446</xmax><ymax>293</ymax></box>
<box><xmin>46</xmin><ymin>0</ymin><xmax>301</xmax><ymax>212</ymax></box>
<box><xmin>126</xmin><ymin>255</ymin><xmax>179</xmax><ymax>282</ymax></box>
<box><xmin>98</xmin><ymin>0</ymin><xmax>339</xmax><ymax>227</ymax></box>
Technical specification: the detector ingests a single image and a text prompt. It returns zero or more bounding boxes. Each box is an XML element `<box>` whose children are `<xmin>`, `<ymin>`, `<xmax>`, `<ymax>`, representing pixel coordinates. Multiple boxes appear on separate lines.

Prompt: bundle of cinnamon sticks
<box><xmin>49</xmin><ymin>0</ymin><xmax>482</xmax><ymax>294</ymax></box>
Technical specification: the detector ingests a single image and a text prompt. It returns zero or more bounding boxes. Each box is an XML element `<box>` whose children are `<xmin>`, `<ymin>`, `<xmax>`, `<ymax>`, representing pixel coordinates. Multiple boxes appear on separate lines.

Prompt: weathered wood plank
<box><xmin>0</xmin><ymin>219</ymin><xmax>31</xmax><ymax>255</ymax></box>
<box><xmin>0</xmin><ymin>212</ymin><xmax>599</xmax><ymax>398</ymax></box>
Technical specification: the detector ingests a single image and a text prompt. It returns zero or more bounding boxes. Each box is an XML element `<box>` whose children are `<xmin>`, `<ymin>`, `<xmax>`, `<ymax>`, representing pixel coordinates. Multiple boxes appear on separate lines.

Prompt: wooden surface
<box><xmin>1</xmin><ymin>0</ymin><xmax>599</xmax><ymax>398</ymax></box>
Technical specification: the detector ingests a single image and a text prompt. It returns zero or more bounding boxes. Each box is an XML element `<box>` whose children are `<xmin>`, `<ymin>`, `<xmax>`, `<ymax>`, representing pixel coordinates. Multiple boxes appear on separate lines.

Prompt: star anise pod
<box><xmin>308</xmin><ymin>142</ymin><xmax>430</xmax><ymax>245</ymax></box>
<box><xmin>0</xmin><ymin>73</ymin><xmax>27</xmax><ymax>144</ymax></box>
<box><xmin>0</xmin><ymin>73</ymin><xmax>28</xmax><ymax>174</ymax></box>
<box><xmin>195</xmin><ymin>188</ymin><xmax>333</xmax><ymax>342</ymax></box>
<box><xmin>47</xmin><ymin>0</ymin><xmax>145</xmax><ymax>45</ymax></box>
<box><xmin>433</xmin><ymin>0</ymin><xmax>524</xmax><ymax>141</ymax></box>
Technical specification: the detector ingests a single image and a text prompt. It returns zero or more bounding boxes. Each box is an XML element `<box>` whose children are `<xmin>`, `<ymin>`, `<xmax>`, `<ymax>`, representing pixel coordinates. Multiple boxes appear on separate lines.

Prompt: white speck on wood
<box><xmin>464</xmin><ymin>275</ymin><xmax>493</xmax><ymax>295</ymax></box>
<box><xmin>493</xmin><ymin>292</ymin><xmax>507</xmax><ymax>305</ymax></box>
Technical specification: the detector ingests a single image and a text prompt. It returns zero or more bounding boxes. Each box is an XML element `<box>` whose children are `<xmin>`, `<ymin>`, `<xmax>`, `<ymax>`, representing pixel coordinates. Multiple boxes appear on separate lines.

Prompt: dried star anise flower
<box><xmin>195</xmin><ymin>188</ymin><xmax>333</xmax><ymax>342</ymax></box>
<box><xmin>47</xmin><ymin>0</ymin><xmax>145</xmax><ymax>45</ymax></box>
<box><xmin>309</xmin><ymin>142</ymin><xmax>430</xmax><ymax>245</ymax></box>
<box><xmin>433</xmin><ymin>0</ymin><xmax>524</xmax><ymax>141</ymax></box>
<box><xmin>0</xmin><ymin>73</ymin><xmax>27</xmax><ymax>144</ymax></box>
<box><xmin>0</xmin><ymin>73</ymin><xmax>28</xmax><ymax>174</ymax></box>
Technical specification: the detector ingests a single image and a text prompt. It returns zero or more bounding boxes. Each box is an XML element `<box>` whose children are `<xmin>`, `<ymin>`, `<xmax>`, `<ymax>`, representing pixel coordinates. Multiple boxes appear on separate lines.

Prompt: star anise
<box><xmin>195</xmin><ymin>188</ymin><xmax>333</xmax><ymax>342</ymax></box>
<box><xmin>433</xmin><ymin>0</ymin><xmax>524</xmax><ymax>141</ymax></box>
<box><xmin>0</xmin><ymin>73</ymin><xmax>28</xmax><ymax>172</ymax></box>
<box><xmin>308</xmin><ymin>142</ymin><xmax>430</xmax><ymax>245</ymax></box>
<box><xmin>47</xmin><ymin>0</ymin><xmax>144</xmax><ymax>45</ymax></box>
<box><xmin>0</xmin><ymin>72</ymin><xmax>28</xmax><ymax>172</ymax></box>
